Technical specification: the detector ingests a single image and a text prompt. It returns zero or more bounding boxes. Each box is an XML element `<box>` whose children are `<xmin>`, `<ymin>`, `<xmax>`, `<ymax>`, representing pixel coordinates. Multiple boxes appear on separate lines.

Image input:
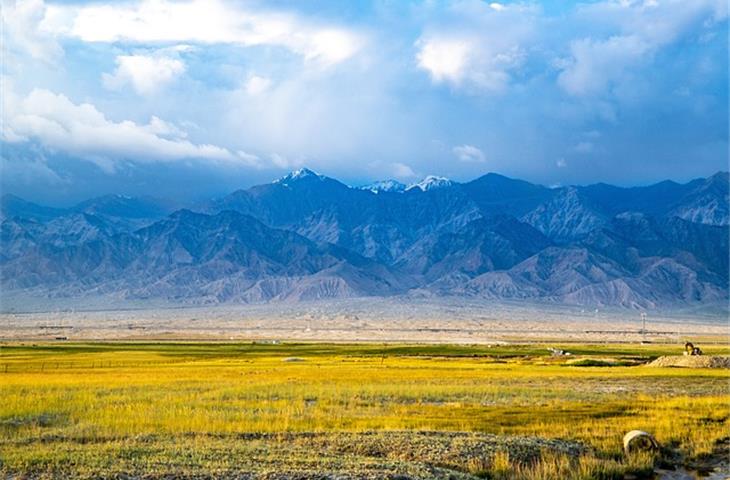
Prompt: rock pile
<box><xmin>647</xmin><ymin>355</ymin><xmax>730</xmax><ymax>369</ymax></box>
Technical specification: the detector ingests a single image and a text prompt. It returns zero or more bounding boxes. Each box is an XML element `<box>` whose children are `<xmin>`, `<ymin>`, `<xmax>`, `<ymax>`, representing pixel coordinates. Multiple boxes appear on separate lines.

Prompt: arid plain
<box><xmin>1</xmin><ymin>298</ymin><xmax>727</xmax><ymax>344</ymax></box>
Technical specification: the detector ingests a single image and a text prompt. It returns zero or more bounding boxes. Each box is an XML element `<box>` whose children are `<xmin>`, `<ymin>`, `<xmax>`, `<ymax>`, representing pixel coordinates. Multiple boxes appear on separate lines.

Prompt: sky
<box><xmin>1</xmin><ymin>0</ymin><xmax>728</xmax><ymax>205</ymax></box>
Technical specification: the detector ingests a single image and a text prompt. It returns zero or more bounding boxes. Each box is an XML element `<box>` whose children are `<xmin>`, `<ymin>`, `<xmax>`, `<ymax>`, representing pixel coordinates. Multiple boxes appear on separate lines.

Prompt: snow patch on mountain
<box><xmin>406</xmin><ymin>176</ymin><xmax>454</xmax><ymax>192</ymax></box>
<box><xmin>274</xmin><ymin>168</ymin><xmax>324</xmax><ymax>186</ymax></box>
<box><xmin>359</xmin><ymin>180</ymin><xmax>407</xmax><ymax>194</ymax></box>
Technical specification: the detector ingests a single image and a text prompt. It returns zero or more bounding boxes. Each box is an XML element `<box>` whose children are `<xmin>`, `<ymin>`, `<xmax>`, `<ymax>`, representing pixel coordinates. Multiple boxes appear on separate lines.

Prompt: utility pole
<box><xmin>640</xmin><ymin>312</ymin><xmax>647</xmax><ymax>342</ymax></box>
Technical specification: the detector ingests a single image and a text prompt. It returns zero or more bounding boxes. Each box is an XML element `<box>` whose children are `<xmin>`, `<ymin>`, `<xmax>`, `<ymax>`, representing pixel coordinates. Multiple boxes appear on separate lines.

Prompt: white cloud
<box><xmin>269</xmin><ymin>153</ymin><xmax>304</xmax><ymax>169</ymax></box>
<box><xmin>416</xmin><ymin>38</ymin><xmax>471</xmax><ymax>85</ymax></box>
<box><xmin>45</xmin><ymin>0</ymin><xmax>363</xmax><ymax>67</ymax></box>
<box><xmin>556</xmin><ymin>158</ymin><xmax>567</xmax><ymax>168</ymax></box>
<box><xmin>558</xmin><ymin>0</ymin><xmax>728</xmax><ymax>97</ymax></box>
<box><xmin>245</xmin><ymin>75</ymin><xmax>272</xmax><ymax>96</ymax></box>
<box><xmin>102</xmin><ymin>54</ymin><xmax>186</xmax><ymax>95</ymax></box>
<box><xmin>392</xmin><ymin>162</ymin><xmax>416</xmax><ymax>179</ymax></box>
<box><xmin>146</xmin><ymin>116</ymin><xmax>188</xmax><ymax>139</ymax></box>
<box><xmin>305</xmin><ymin>29</ymin><xmax>362</xmax><ymax>66</ymax></box>
<box><xmin>235</xmin><ymin>150</ymin><xmax>263</xmax><ymax>168</ymax></box>
<box><xmin>558</xmin><ymin>35</ymin><xmax>649</xmax><ymax>97</ymax></box>
<box><xmin>415</xmin><ymin>3</ymin><xmax>535</xmax><ymax>93</ymax></box>
<box><xmin>416</xmin><ymin>35</ymin><xmax>525</xmax><ymax>93</ymax></box>
<box><xmin>220</xmin><ymin>50</ymin><xmax>404</xmax><ymax>168</ymax></box>
<box><xmin>452</xmin><ymin>144</ymin><xmax>486</xmax><ymax>163</ymax></box>
<box><xmin>1</xmin><ymin>0</ymin><xmax>63</xmax><ymax>63</ymax></box>
<box><xmin>1</xmin><ymin>82</ymin><xmax>247</xmax><ymax>172</ymax></box>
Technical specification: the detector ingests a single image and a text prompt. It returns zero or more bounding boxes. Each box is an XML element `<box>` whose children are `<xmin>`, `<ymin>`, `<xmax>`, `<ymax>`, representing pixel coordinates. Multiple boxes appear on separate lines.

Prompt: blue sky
<box><xmin>1</xmin><ymin>0</ymin><xmax>728</xmax><ymax>205</ymax></box>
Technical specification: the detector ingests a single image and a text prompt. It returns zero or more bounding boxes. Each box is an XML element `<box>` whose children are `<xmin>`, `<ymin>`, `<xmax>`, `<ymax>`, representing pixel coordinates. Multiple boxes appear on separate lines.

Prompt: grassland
<box><xmin>1</xmin><ymin>342</ymin><xmax>729</xmax><ymax>479</ymax></box>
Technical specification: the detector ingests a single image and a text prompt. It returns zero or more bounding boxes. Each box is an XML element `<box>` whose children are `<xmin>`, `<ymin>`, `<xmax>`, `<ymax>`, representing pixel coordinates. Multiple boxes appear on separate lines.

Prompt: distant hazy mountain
<box><xmin>0</xmin><ymin>194</ymin><xmax>66</xmax><ymax>222</ymax></box>
<box><xmin>73</xmin><ymin>194</ymin><xmax>178</xmax><ymax>221</ymax></box>
<box><xmin>2</xmin><ymin>170</ymin><xmax>727</xmax><ymax>309</ymax></box>
<box><xmin>1</xmin><ymin>194</ymin><xmax>176</xmax><ymax>233</ymax></box>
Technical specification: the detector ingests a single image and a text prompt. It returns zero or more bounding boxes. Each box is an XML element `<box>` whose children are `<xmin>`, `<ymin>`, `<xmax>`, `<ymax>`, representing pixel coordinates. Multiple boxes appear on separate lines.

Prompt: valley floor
<box><xmin>0</xmin><ymin>298</ymin><xmax>727</xmax><ymax>344</ymax></box>
<box><xmin>0</xmin><ymin>342</ymin><xmax>729</xmax><ymax>479</ymax></box>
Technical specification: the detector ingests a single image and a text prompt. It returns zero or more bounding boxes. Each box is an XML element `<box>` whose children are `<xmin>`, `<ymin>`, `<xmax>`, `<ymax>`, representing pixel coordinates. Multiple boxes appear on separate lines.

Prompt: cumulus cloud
<box><xmin>558</xmin><ymin>0</ymin><xmax>728</xmax><ymax>96</ymax></box>
<box><xmin>453</xmin><ymin>144</ymin><xmax>486</xmax><ymax>163</ymax></box>
<box><xmin>102</xmin><ymin>54</ymin><xmax>186</xmax><ymax>95</ymax></box>
<box><xmin>416</xmin><ymin>36</ymin><xmax>525</xmax><ymax>93</ymax></box>
<box><xmin>1</xmin><ymin>82</ymin><xmax>248</xmax><ymax>172</ymax></box>
<box><xmin>145</xmin><ymin>116</ymin><xmax>188</xmax><ymax>139</ymax></box>
<box><xmin>416</xmin><ymin>38</ymin><xmax>472</xmax><ymax>85</ymax></box>
<box><xmin>44</xmin><ymin>0</ymin><xmax>363</xmax><ymax>67</ymax></box>
<box><xmin>3</xmin><ymin>0</ymin><xmax>727</xmax><ymax>198</ymax></box>
<box><xmin>558</xmin><ymin>35</ymin><xmax>649</xmax><ymax>97</ymax></box>
<box><xmin>1</xmin><ymin>0</ymin><xmax>63</xmax><ymax>63</ymax></box>
<box><xmin>415</xmin><ymin>2</ymin><xmax>536</xmax><ymax>93</ymax></box>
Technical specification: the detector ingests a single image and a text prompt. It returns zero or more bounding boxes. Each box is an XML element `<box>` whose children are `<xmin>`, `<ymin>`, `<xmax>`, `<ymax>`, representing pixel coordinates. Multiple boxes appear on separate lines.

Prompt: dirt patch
<box><xmin>311</xmin><ymin>431</ymin><xmax>588</xmax><ymax>466</ymax></box>
<box><xmin>646</xmin><ymin>355</ymin><xmax>730</xmax><ymax>369</ymax></box>
<box><xmin>655</xmin><ymin>437</ymin><xmax>730</xmax><ymax>479</ymax></box>
<box><xmin>0</xmin><ymin>413</ymin><xmax>64</xmax><ymax>430</ymax></box>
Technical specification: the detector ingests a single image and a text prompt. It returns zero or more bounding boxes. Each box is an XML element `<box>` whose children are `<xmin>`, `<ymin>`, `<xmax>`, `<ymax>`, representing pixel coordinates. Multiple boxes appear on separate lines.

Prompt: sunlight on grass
<box><xmin>0</xmin><ymin>342</ymin><xmax>728</xmax><ymax>479</ymax></box>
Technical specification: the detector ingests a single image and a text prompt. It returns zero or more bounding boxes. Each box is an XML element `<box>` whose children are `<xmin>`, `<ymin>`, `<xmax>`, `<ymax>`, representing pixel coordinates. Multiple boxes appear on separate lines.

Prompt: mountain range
<box><xmin>2</xmin><ymin>169</ymin><xmax>728</xmax><ymax>309</ymax></box>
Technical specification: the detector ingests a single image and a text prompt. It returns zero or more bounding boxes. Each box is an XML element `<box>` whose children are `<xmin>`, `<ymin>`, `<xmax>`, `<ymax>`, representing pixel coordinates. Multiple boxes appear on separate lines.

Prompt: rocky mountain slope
<box><xmin>2</xmin><ymin>170</ymin><xmax>727</xmax><ymax>309</ymax></box>
<box><xmin>1</xmin><ymin>209</ymin><xmax>409</xmax><ymax>303</ymax></box>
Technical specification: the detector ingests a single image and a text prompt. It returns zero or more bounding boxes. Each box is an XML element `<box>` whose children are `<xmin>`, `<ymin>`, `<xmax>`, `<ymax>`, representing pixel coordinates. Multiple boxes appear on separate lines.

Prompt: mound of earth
<box><xmin>647</xmin><ymin>355</ymin><xmax>730</xmax><ymax>369</ymax></box>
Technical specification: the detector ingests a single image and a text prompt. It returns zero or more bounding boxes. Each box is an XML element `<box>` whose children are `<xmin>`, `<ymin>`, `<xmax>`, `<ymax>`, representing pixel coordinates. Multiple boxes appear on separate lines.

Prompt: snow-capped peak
<box><xmin>274</xmin><ymin>168</ymin><xmax>323</xmax><ymax>186</ymax></box>
<box><xmin>406</xmin><ymin>175</ymin><xmax>454</xmax><ymax>192</ymax></box>
<box><xmin>359</xmin><ymin>179</ymin><xmax>406</xmax><ymax>194</ymax></box>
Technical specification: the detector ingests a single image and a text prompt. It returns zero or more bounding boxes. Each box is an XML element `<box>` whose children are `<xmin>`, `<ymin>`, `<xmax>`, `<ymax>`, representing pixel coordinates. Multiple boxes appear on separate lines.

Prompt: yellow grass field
<box><xmin>1</xmin><ymin>342</ymin><xmax>729</xmax><ymax>479</ymax></box>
